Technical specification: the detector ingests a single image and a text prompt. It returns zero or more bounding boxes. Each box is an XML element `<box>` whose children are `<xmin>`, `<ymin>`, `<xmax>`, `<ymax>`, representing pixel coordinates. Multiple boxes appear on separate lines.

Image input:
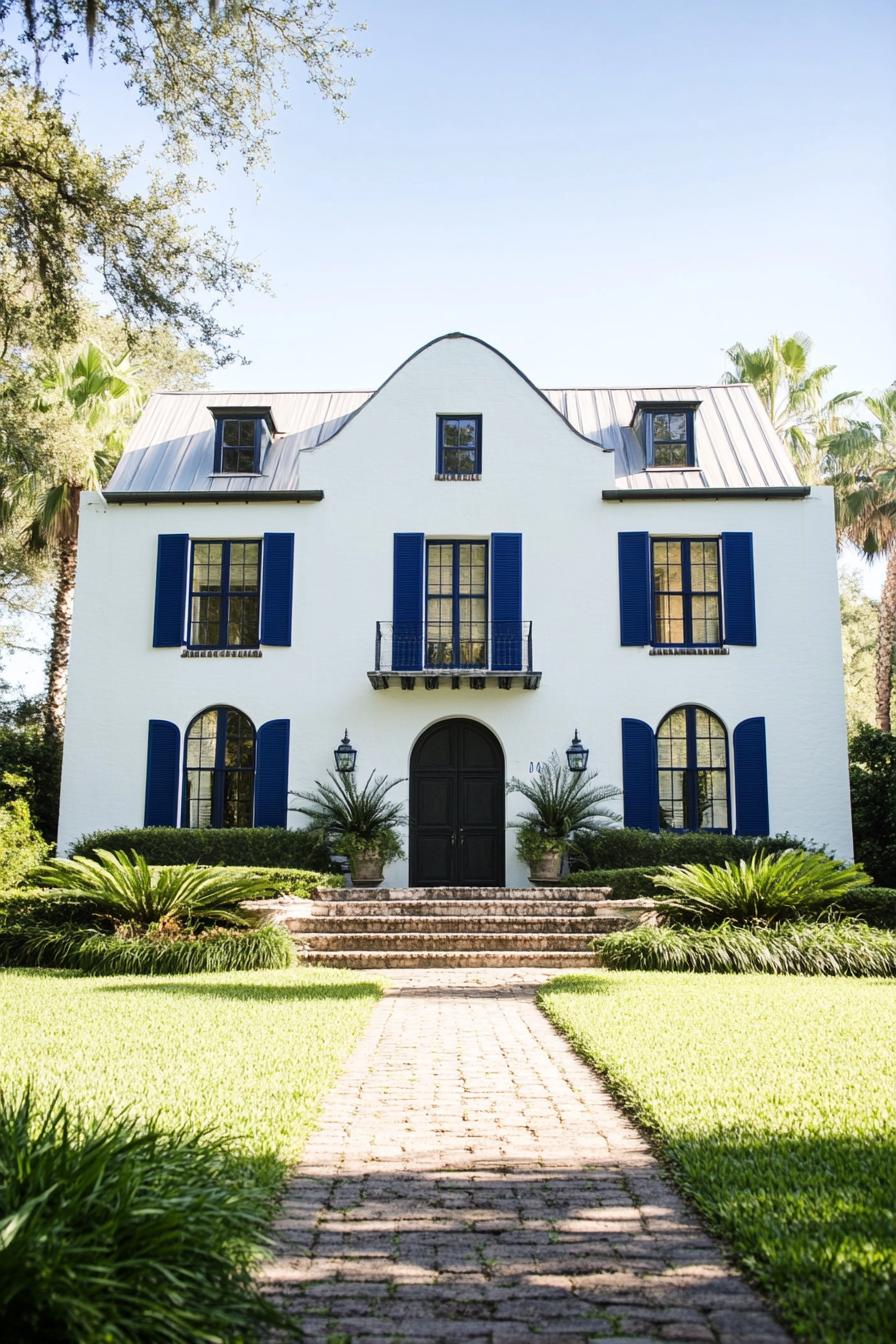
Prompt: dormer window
<box><xmin>632</xmin><ymin>402</ymin><xmax>699</xmax><ymax>468</ymax></box>
<box><xmin>208</xmin><ymin>406</ymin><xmax>276</xmax><ymax>475</ymax></box>
<box><xmin>437</xmin><ymin>415</ymin><xmax>482</xmax><ymax>476</ymax></box>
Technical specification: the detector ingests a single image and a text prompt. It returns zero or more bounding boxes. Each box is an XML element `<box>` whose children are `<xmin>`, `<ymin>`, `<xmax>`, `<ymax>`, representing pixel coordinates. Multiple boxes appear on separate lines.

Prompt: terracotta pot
<box><xmin>349</xmin><ymin>849</ymin><xmax>384</xmax><ymax>887</ymax></box>
<box><xmin>528</xmin><ymin>848</ymin><xmax>563</xmax><ymax>883</ymax></box>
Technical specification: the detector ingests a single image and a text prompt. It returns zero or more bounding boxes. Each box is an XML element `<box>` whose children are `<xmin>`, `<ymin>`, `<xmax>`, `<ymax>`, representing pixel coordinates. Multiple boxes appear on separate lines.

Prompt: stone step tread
<box><xmin>317</xmin><ymin>886</ymin><xmax>612</xmax><ymax>901</ymax></box>
<box><xmin>305</xmin><ymin>901</ymin><xmax>623</xmax><ymax>918</ymax></box>
<box><xmin>296</xmin><ymin>950</ymin><xmax>598</xmax><ymax>968</ymax></box>
<box><xmin>290</xmin><ymin>916</ymin><xmax>628</xmax><ymax>934</ymax></box>
<box><xmin>293</xmin><ymin>932</ymin><xmax>599</xmax><ymax>950</ymax></box>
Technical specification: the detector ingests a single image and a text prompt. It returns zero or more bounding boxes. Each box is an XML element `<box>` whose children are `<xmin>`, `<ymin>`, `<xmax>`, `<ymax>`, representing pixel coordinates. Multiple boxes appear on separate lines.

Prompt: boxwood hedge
<box><xmin>70</xmin><ymin>826</ymin><xmax>332</xmax><ymax>870</ymax></box>
<box><xmin>571</xmin><ymin>828</ymin><xmax>812</xmax><ymax>871</ymax></box>
<box><xmin>561</xmin><ymin>866</ymin><xmax>663</xmax><ymax>900</ymax></box>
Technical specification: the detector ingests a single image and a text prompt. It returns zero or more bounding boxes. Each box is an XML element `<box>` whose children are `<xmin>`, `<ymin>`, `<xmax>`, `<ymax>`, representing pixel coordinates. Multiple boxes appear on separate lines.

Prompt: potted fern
<box><xmin>291</xmin><ymin>770</ymin><xmax>407</xmax><ymax>887</ymax></box>
<box><xmin>507</xmin><ymin>752</ymin><xmax>621</xmax><ymax>883</ymax></box>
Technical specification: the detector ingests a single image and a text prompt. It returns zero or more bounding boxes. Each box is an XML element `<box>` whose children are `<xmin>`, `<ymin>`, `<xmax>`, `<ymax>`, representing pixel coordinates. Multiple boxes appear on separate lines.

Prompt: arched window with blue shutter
<box><xmin>254</xmin><ymin>720</ymin><xmax>290</xmax><ymax>828</ymax></box>
<box><xmin>656</xmin><ymin>706</ymin><xmax>730</xmax><ymax>832</ymax></box>
<box><xmin>183</xmin><ymin>707</ymin><xmax>256</xmax><ymax>828</ymax></box>
<box><xmin>621</xmin><ymin>718</ymin><xmax>660</xmax><ymax>830</ymax></box>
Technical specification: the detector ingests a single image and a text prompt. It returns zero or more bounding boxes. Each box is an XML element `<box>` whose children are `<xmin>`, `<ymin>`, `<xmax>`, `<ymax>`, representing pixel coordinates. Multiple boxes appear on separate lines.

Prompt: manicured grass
<box><xmin>539</xmin><ymin>972</ymin><xmax>896</xmax><ymax>1344</ymax></box>
<box><xmin>0</xmin><ymin>965</ymin><xmax>381</xmax><ymax>1193</ymax></box>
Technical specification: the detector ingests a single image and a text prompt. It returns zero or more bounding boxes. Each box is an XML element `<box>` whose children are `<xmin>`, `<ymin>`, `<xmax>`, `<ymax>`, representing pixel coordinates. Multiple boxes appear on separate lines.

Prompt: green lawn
<box><xmin>0</xmin><ymin>965</ymin><xmax>381</xmax><ymax>1192</ymax></box>
<box><xmin>539</xmin><ymin>972</ymin><xmax>896</xmax><ymax>1344</ymax></box>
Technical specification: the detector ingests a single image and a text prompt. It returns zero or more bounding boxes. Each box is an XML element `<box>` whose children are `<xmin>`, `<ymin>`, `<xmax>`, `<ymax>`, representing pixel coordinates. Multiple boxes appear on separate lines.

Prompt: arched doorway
<box><xmin>409</xmin><ymin>719</ymin><xmax>505</xmax><ymax>887</ymax></box>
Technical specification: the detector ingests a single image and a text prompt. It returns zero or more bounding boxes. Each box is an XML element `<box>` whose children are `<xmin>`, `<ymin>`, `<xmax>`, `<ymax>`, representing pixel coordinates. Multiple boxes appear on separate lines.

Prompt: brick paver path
<box><xmin>261</xmin><ymin>970</ymin><xmax>789</xmax><ymax>1344</ymax></box>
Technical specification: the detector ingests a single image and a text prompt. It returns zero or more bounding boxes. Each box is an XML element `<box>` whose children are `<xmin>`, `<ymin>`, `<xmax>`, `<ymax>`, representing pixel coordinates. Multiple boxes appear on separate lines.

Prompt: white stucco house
<box><xmin>56</xmin><ymin>333</ymin><xmax>853</xmax><ymax>882</ymax></box>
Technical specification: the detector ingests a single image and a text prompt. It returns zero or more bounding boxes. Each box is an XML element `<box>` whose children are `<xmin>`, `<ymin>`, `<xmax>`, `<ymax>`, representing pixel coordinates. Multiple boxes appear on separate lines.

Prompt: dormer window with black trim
<box><xmin>632</xmin><ymin>402</ymin><xmax>699</xmax><ymax>468</ymax></box>
<box><xmin>209</xmin><ymin>406</ymin><xmax>276</xmax><ymax>475</ymax></box>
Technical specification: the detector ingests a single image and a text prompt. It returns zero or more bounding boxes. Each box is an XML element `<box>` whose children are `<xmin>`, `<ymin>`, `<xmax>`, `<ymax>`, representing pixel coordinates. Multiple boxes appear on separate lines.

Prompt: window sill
<box><xmin>207</xmin><ymin>472</ymin><xmax>266</xmax><ymax>479</ymax></box>
<box><xmin>649</xmin><ymin>645</ymin><xmax>729</xmax><ymax>656</ymax></box>
<box><xmin>181</xmin><ymin>648</ymin><xmax>262</xmax><ymax>658</ymax></box>
<box><xmin>434</xmin><ymin>473</ymin><xmax>481</xmax><ymax>482</ymax></box>
<box><xmin>646</xmin><ymin>465</ymin><xmax>701</xmax><ymax>473</ymax></box>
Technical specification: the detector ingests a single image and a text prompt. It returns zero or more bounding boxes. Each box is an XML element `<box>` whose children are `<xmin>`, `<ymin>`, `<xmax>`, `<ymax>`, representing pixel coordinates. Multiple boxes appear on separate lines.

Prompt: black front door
<box><xmin>410</xmin><ymin>719</ymin><xmax>505</xmax><ymax>886</ymax></box>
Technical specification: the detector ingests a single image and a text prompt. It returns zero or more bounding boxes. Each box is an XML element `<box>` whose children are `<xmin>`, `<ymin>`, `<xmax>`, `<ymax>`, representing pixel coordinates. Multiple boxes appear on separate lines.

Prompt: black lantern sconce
<box><xmin>334</xmin><ymin>730</ymin><xmax>357</xmax><ymax>774</ymax></box>
<box><xmin>566</xmin><ymin>729</ymin><xmax>589</xmax><ymax>773</ymax></box>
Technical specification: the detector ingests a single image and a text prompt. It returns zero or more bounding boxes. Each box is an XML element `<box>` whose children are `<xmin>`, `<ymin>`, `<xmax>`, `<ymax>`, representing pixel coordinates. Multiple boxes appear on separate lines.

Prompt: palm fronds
<box><xmin>651</xmin><ymin>849</ymin><xmax>871</xmax><ymax>927</ymax></box>
<box><xmin>291</xmin><ymin>770</ymin><xmax>406</xmax><ymax>859</ymax></box>
<box><xmin>506</xmin><ymin>752</ymin><xmax>621</xmax><ymax>849</ymax></box>
<box><xmin>33</xmin><ymin>850</ymin><xmax>276</xmax><ymax>928</ymax></box>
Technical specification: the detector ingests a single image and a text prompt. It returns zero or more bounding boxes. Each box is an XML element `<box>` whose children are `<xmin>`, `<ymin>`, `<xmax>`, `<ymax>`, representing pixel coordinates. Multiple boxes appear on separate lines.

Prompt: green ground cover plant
<box><xmin>0</xmin><ymin>922</ymin><xmax>294</xmax><ymax>975</ymax></box>
<box><xmin>0</xmin><ymin>1088</ymin><xmax>282</xmax><ymax>1342</ymax></box>
<box><xmin>70</xmin><ymin>825</ymin><xmax>332</xmax><ymax>869</ymax></box>
<box><xmin>598</xmin><ymin>919</ymin><xmax>896</xmax><ymax>976</ymax></box>
<box><xmin>539</xmin><ymin>971</ymin><xmax>896</xmax><ymax>1344</ymax></box>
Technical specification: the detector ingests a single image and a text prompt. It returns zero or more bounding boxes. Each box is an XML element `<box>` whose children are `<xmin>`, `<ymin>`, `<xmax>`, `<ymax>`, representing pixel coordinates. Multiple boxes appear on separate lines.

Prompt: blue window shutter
<box><xmin>254</xmin><ymin>719</ymin><xmax>290</xmax><ymax>827</ymax></box>
<box><xmin>491</xmin><ymin>533</ymin><xmax>523</xmax><ymax>670</ymax></box>
<box><xmin>733</xmin><ymin>716</ymin><xmax>769</xmax><ymax>836</ymax></box>
<box><xmin>392</xmin><ymin>533</ymin><xmax>424</xmax><ymax>670</ymax></box>
<box><xmin>144</xmin><ymin>720</ymin><xmax>180</xmax><ymax>826</ymax></box>
<box><xmin>260</xmin><ymin>533</ymin><xmax>294</xmax><ymax>646</ymax></box>
<box><xmin>618</xmin><ymin>533</ymin><xmax>651</xmax><ymax>645</ymax></box>
<box><xmin>621</xmin><ymin>718</ymin><xmax>660</xmax><ymax>830</ymax></box>
<box><xmin>152</xmin><ymin>535</ymin><xmax>188</xmax><ymax>647</ymax></box>
<box><xmin>722</xmin><ymin>532</ymin><xmax>756</xmax><ymax>645</ymax></box>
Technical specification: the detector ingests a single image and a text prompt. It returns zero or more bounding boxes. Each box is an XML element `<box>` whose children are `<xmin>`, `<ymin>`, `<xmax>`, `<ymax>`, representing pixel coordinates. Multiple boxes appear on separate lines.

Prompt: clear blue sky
<box><xmin>59</xmin><ymin>0</ymin><xmax>894</xmax><ymax>396</ymax></box>
<box><xmin>7</xmin><ymin>0</ymin><xmax>895</xmax><ymax>696</ymax></box>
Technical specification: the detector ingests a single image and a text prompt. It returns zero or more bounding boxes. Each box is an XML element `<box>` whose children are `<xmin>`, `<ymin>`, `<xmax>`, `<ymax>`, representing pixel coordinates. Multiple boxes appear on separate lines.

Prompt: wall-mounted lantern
<box><xmin>566</xmin><ymin>729</ymin><xmax>589</xmax><ymax>773</ymax></box>
<box><xmin>334</xmin><ymin>730</ymin><xmax>357</xmax><ymax>774</ymax></box>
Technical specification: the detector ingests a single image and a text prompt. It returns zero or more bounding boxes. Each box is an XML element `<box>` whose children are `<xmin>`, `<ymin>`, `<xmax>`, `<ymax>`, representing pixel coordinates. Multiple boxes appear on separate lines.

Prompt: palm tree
<box><xmin>722</xmin><ymin>332</ymin><xmax>856</xmax><ymax>482</ymax></box>
<box><xmin>822</xmin><ymin>389</ymin><xmax>896</xmax><ymax>731</ymax></box>
<box><xmin>1</xmin><ymin>341</ymin><xmax>142</xmax><ymax>739</ymax></box>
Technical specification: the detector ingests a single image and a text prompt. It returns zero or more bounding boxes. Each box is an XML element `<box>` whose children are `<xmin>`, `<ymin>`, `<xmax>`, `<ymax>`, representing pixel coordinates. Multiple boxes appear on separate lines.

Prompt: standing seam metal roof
<box><xmin>107</xmin><ymin>382</ymin><xmax>799</xmax><ymax>495</ymax></box>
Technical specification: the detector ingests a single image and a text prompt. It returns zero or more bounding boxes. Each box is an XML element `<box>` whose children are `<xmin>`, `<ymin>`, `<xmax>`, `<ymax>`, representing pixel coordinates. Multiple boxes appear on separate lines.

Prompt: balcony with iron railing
<box><xmin>368</xmin><ymin>621</ymin><xmax>541</xmax><ymax>689</ymax></box>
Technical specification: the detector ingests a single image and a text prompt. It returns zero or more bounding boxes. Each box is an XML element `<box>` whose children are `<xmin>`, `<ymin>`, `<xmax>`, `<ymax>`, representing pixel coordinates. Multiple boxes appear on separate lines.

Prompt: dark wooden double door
<box><xmin>409</xmin><ymin>719</ymin><xmax>504</xmax><ymax>886</ymax></box>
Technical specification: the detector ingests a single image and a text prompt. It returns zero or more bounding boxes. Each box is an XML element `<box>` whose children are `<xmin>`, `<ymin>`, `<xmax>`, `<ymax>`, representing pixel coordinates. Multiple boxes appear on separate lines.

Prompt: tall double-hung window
<box><xmin>189</xmin><ymin>541</ymin><xmax>260</xmax><ymax>648</ymax></box>
<box><xmin>652</xmin><ymin>538</ymin><xmax>721</xmax><ymax>646</ymax></box>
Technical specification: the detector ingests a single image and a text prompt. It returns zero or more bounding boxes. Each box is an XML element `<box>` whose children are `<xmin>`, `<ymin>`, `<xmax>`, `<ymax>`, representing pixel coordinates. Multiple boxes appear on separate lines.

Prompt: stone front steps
<box><xmin>243</xmin><ymin>887</ymin><xmax>655</xmax><ymax>970</ymax></box>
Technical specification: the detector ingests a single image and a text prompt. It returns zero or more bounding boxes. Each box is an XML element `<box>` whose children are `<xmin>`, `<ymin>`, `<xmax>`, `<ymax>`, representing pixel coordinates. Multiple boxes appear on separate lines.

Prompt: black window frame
<box><xmin>656</xmin><ymin>704</ymin><xmax>730</xmax><ymax>834</ymax></box>
<box><xmin>213</xmin><ymin>416</ymin><xmax>266</xmax><ymax>474</ymax></box>
<box><xmin>182</xmin><ymin>705</ymin><xmax>256</xmax><ymax>829</ymax></box>
<box><xmin>188</xmin><ymin>539</ymin><xmax>262</xmax><ymax>650</ymax></box>
<box><xmin>425</xmin><ymin>539</ymin><xmax>489</xmax><ymax>669</ymax></box>
<box><xmin>436</xmin><ymin>414</ymin><xmax>482</xmax><ymax>476</ymax></box>
<box><xmin>651</xmin><ymin>536</ymin><xmax>723</xmax><ymax>648</ymax></box>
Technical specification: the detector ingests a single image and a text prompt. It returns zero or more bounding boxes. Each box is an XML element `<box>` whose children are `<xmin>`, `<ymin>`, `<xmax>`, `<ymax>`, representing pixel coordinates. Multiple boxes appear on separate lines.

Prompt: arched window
<box><xmin>184</xmin><ymin>707</ymin><xmax>255</xmax><ymax>828</ymax></box>
<box><xmin>656</xmin><ymin>706</ymin><xmax>729</xmax><ymax>832</ymax></box>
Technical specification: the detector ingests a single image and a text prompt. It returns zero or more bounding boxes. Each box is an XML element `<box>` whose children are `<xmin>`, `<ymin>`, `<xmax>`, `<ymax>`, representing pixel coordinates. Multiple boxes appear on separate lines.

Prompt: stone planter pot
<box><xmin>528</xmin><ymin>848</ymin><xmax>564</xmax><ymax>884</ymax></box>
<box><xmin>349</xmin><ymin>849</ymin><xmax>385</xmax><ymax>887</ymax></box>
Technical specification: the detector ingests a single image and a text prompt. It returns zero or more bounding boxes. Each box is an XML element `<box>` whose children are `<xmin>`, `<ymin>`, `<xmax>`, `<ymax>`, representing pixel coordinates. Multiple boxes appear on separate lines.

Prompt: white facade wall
<box><xmin>57</xmin><ymin>337</ymin><xmax>853</xmax><ymax>872</ymax></box>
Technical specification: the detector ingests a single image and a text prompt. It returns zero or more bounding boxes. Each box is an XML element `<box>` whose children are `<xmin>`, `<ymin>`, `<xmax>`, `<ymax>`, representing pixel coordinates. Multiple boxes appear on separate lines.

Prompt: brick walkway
<box><xmin>261</xmin><ymin>970</ymin><xmax>788</xmax><ymax>1344</ymax></box>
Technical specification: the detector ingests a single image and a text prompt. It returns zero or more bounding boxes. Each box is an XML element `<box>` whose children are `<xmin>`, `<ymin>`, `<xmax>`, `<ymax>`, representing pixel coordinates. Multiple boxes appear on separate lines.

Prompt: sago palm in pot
<box><xmin>291</xmin><ymin>770</ymin><xmax>407</xmax><ymax>886</ymax></box>
<box><xmin>506</xmin><ymin>752</ymin><xmax>621</xmax><ymax>882</ymax></box>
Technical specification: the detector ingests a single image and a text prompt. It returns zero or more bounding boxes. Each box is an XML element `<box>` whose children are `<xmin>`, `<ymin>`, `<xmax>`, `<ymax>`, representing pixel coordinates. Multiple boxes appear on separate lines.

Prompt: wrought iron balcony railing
<box><xmin>368</xmin><ymin>621</ymin><xmax>540</xmax><ymax>689</ymax></box>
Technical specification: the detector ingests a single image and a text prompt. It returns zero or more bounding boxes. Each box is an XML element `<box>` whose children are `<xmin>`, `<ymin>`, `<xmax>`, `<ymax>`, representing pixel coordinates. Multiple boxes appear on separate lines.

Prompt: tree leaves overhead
<box><xmin>0</xmin><ymin>0</ymin><xmax>366</xmax><ymax>359</ymax></box>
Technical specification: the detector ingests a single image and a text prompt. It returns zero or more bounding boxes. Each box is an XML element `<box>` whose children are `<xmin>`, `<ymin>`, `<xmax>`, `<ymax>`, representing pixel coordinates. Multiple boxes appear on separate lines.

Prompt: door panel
<box><xmin>409</xmin><ymin>719</ymin><xmax>504</xmax><ymax>886</ymax></box>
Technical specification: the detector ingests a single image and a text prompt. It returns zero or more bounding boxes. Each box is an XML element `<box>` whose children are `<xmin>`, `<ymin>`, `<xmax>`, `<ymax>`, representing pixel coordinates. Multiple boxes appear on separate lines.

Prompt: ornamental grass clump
<box><xmin>0</xmin><ymin>1087</ymin><xmax>284</xmax><ymax>1343</ymax></box>
<box><xmin>0</xmin><ymin>922</ymin><xmax>295</xmax><ymax>976</ymax></box>
<box><xmin>597</xmin><ymin>919</ymin><xmax>896</xmax><ymax>976</ymax></box>
<box><xmin>651</xmin><ymin>848</ymin><xmax>871</xmax><ymax>928</ymax></box>
<box><xmin>34</xmin><ymin>849</ymin><xmax>276</xmax><ymax>931</ymax></box>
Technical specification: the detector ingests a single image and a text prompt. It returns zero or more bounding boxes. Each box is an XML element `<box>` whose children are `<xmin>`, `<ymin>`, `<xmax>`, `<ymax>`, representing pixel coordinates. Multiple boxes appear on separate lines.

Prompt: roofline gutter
<box><xmin>602</xmin><ymin>486</ymin><xmax>810</xmax><ymax>502</ymax></box>
<box><xmin>103</xmin><ymin>490</ymin><xmax>325</xmax><ymax>504</ymax></box>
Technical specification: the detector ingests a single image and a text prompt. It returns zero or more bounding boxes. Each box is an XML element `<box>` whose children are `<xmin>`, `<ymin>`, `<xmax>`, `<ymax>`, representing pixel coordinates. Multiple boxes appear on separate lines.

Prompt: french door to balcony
<box><xmin>426</xmin><ymin>541</ymin><xmax>488</xmax><ymax>669</ymax></box>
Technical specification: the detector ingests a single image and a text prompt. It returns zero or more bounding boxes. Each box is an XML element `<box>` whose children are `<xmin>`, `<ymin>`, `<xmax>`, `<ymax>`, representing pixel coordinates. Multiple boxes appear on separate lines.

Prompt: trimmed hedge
<box><xmin>214</xmin><ymin>866</ymin><xmax>342</xmax><ymax>898</ymax></box>
<box><xmin>70</xmin><ymin>826</ymin><xmax>333</xmax><ymax>870</ymax></box>
<box><xmin>571</xmin><ymin>828</ymin><xmax>813</xmax><ymax>871</ymax></box>
<box><xmin>0</xmin><ymin>922</ymin><xmax>295</xmax><ymax>975</ymax></box>
<box><xmin>834</xmin><ymin>887</ymin><xmax>896</xmax><ymax>929</ymax></box>
<box><xmin>597</xmin><ymin>919</ymin><xmax>896</xmax><ymax>976</ymax></box>
<box><xmin>561</xmin><ymin>866</ymin><xmax>663</xmax><ymax>900</ymax></box>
